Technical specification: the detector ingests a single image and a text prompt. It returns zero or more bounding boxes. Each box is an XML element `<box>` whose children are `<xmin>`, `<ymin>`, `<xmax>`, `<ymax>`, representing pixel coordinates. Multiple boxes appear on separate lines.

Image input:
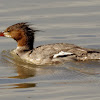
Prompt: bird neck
<box><xmin>17</xmin><ymin>35</ymin><xmax>34</xmax><ymax>51</ymax></box>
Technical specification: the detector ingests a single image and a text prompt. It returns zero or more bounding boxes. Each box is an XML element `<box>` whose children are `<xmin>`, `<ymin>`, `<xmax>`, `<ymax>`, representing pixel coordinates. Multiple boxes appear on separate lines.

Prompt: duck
<box><xmin>0</xmin><ymin>22</ymin><xmax>100</xmax><ymax>65</ymax></box>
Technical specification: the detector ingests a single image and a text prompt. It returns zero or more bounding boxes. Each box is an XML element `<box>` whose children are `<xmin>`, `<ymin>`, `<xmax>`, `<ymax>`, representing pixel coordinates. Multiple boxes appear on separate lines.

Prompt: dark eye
<box><xmin>7</xmin><ymin>30</ymin><xmax>10</xmax><ymax>32</ymax></box>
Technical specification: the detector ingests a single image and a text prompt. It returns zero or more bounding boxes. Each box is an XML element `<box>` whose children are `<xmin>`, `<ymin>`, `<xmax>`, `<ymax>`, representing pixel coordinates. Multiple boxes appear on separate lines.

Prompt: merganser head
<box><xmin>0</xmin><ymin>22</ymin><xmax>37</xmax><ymax>50</ymax></box>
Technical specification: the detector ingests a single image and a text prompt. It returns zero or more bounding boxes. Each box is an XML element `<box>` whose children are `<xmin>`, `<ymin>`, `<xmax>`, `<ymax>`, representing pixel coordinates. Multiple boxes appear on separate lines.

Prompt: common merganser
<box><xmin>0</xmin><ymin>22</ymin><xmax>100</xmax><ymax>65</ymax></box>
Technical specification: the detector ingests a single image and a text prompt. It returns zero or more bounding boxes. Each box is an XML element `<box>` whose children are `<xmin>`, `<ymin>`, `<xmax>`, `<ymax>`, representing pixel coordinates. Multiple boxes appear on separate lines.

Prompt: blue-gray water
<box><xmin>0</xmin><ymin>0</ymin><xmax>100</xmax><ymax>100</ymax></box>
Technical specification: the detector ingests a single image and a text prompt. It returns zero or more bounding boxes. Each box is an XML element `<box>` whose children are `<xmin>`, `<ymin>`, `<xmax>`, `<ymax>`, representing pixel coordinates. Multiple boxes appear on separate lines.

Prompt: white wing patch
<box><xmin>53</xmin><ymin>51</ymin><xmax>73</xmax><ymax>58</ymax></box>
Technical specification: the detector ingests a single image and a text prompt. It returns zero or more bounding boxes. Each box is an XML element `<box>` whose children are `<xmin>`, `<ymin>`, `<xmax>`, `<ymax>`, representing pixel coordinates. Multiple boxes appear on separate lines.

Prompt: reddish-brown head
<box><xmin>0</xmin><ymin>22</ymin><xmax>37</xmax><ymax>49</ymax></box>
<box><xmin>0</xmin><ymin>23</ymin><xmax>35</xmax><ymax>39</ymax></box>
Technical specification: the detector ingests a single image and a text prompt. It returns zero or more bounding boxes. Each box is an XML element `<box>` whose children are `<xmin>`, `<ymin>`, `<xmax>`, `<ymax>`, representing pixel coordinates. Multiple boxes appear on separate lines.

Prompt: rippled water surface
<box><xmin>0</xmin><ymin>0</ymin><xmax>100</xmax><ymax>100</ymax></box>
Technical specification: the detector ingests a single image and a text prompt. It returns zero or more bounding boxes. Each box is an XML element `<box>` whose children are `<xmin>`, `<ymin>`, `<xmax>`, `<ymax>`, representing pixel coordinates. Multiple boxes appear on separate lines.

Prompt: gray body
<box><xmin>12</xmin><ymin>43</ymin><xmax>100</xmax><ymax>65</ymax></box>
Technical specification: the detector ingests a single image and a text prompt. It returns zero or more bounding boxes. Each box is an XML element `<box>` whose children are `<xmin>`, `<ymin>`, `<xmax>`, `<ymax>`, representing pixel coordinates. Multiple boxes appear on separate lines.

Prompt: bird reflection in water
<box><xmin>8</xmin><ymin>83</ymin><xmax>36</xmax><ymax>89</ymax></box>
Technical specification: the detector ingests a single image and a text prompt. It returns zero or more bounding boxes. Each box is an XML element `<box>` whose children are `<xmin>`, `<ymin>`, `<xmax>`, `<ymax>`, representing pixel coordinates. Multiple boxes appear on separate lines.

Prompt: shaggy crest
<box><xmin>6</xmin><ymin>22</ymin><xmax>38</xmax><ymax>36</ymax></box>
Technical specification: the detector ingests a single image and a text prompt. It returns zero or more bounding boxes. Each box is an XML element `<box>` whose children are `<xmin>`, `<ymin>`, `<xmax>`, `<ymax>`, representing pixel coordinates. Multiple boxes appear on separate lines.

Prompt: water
<box><xmin>0</xmin><ymin>0</ymin><xmax>100</xmax><ymax>100</ymax></box>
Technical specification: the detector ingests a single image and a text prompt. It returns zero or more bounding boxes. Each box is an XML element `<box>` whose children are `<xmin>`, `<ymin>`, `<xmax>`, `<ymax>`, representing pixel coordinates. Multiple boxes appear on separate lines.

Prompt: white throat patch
<box><xmin>4</xmin><ymin>32</ymin><xmax>11</xmax><ymax>37</ymax></box>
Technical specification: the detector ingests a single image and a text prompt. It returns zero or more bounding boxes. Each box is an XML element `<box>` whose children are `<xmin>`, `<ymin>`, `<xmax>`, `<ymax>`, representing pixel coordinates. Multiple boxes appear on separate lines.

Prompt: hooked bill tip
<box><xmin>0</xmin><ymin>32</ymin><xmax>4</xmax><ymax>37</ymax></box>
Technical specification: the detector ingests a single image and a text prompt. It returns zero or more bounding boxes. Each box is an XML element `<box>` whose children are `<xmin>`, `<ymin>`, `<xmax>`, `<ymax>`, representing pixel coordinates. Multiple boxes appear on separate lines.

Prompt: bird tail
<box><xmin>87</xmin><ymin>51</ymin><xmax>100</xmax><ymax>60</ymax></box>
